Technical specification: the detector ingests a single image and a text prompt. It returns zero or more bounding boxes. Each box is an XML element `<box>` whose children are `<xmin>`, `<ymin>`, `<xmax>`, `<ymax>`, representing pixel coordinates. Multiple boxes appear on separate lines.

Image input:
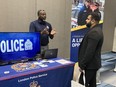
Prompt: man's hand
<box><xmin>79</xmin><ymin>67</ymin><xmax>84</xmax><ymax>73</ymax></box>
<box><xmin>50</xmin><ymin>29</ymin><xmax>56</xmax><ymax>35</ymax></box>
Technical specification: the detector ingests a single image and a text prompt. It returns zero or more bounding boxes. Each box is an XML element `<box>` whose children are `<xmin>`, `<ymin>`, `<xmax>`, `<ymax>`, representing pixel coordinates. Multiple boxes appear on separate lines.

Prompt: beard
<box><xmin>39</xmin><ymin>16</ymin><xmax>46</xmax><ymax>21</ymax></box>
<box><xmin>86</xmin><ymin>22</ymin><xmax>92</xmax><ymax>28</ymax></box>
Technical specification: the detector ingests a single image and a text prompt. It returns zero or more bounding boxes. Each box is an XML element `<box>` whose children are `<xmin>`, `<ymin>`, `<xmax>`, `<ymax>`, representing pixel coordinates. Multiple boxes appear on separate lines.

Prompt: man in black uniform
<box><xmin>29</xmin><ymin>10</ymin><xmax>56</xmax><ymax>57</ymax></box>
<box><xmin>77</xmin><ymin>0</ymin><xmax>91</xmax><ymax>26</ymax></box>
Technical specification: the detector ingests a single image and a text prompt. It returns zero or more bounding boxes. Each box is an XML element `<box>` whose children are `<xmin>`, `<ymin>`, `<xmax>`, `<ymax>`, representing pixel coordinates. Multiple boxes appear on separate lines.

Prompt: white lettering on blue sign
<box><xmin>72</xmin><ymin>38</ymin><xmax>83</xmax><ymax>47</ymax></box>
<box><xmin>1</xmin><ymin>41</ymin><xmax>6</xmax><ymax>53</ymax></box>
<box><xmin>0</xmin><ymin>39</ymin><xmax>33</xmax><ymax>53</ymax></box>
<box><xmin>72</xmin><ymin>38</ymin><xmax>83</xmax><ymax>43</ymax></box>
<box><xmin>14</xmin><ymin>40</ymin><xmax>19</xmax><ymax>52</ymax></box>
<box><xmin>72</xmin><ymin>43</ymin><xmax>80</xmax><ymax>47</ymax></box>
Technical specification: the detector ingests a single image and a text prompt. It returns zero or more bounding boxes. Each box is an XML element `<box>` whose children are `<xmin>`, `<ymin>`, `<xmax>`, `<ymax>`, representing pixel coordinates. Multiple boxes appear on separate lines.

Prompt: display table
<box><xmin>0</xmin><ymin>58</ymin><xmax>74</xmax><ymax>87</ymax></box>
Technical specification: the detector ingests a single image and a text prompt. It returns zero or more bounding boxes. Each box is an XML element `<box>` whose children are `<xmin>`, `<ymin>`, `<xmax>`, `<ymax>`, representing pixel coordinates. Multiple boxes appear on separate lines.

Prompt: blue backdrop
<box><xmin>70</xmin><ymin>23</ymin><xmax>103</xmax><ymax>62</ymax></box>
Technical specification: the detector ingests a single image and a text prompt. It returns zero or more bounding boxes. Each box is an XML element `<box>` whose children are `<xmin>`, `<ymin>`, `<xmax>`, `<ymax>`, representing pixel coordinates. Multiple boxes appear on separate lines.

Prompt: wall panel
<box><xmin>102</xmin><ymin>0</ymin><xmax>116</xmax><ymax>52</ymax></box>
<box><xmin>37</xmin><ymin>0</ymin><xmax>72</xmax><ymax>57</ymax></box>
<box><xmin>0</xmin><ymin>0</ymin><xmax>36</xmax><ymax>32</ymax></box>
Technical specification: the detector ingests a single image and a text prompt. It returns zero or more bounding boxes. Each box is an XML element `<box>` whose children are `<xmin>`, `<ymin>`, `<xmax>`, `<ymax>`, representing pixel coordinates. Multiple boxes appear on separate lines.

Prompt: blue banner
<box><xmin>71</xmin><ymin>0</ymin><xmax>105</xmax><ymax>62</ymax></box>
<box><xmin>70</xmin><ymin>23</ymin><xmax>103</xmax><ymax>62</ymax></box>
<box><xmin>70</xmin><ymin>26</ymin><xmax>88</xmax><ymax>62</ymax></box>
<box><xmin>0</xmin><ymin>66</ymin><xmax>74</xmax><ymax>87</ymax></box>
<box><xmin>0</xmin><ymin>58</ymin><xmax>74</xmax><ymax>87</ymax></box>
<box><xmin>0</xmin><ymin>32</ymin><xmax>40</xmax><ymax>62</ymax></box>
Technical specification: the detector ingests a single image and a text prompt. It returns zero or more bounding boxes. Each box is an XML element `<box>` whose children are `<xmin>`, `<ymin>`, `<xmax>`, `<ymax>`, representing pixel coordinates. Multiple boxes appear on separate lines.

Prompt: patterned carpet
<box><xmin>98</xmin><ymin>52</ymin><xmax>116</xmax><ymax>87</ymax></box>
<box><xmin>97</xmin><ymin>83</ymin><xmax>115</xmax><ymax>87</ymax></box>
<box><xmin>71</xmin><ymin>52</ymin><xmax>116</xmax><ymax>87</ymax></box>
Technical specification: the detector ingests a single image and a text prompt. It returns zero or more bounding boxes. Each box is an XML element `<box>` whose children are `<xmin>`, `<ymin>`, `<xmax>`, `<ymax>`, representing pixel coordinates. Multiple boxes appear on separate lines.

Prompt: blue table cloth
<box><xmin>0</xmin><ymin>58</ymin><xmax>74</xmax><ymax>87</ymax></box>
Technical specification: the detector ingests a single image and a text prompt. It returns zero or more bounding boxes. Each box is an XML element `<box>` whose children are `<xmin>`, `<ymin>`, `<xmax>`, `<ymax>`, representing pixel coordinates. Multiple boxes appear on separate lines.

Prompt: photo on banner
<box><xmin>70</xmin><ymin>0</ymin><xmax>105</xmax><ymax>62</ymax></box>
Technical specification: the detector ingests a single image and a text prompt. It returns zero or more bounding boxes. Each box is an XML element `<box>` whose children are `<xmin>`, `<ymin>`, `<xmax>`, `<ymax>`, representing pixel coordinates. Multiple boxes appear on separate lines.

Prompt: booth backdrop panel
<box><xmin>70</xmin><ymin>23</ymin><xmax>103</xmax><ymax>62</ymax></box>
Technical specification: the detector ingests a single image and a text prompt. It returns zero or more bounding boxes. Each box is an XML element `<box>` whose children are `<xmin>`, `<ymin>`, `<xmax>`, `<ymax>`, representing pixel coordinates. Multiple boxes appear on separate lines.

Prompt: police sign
<box><xmin>0</xmin><ymin>32</ymin><xmax>40</xmax><ymax>62</ymax></box>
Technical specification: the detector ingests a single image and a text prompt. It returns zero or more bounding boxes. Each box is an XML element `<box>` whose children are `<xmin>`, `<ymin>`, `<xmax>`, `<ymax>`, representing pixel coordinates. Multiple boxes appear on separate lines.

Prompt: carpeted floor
<box><xmin>97</xmin><ymin>83</ymin><xmax>115</xmax><ymax>87</ymax></box>
<box><xmin>72</xmin><ymin>52</ymin><xmax>116</xmax><ymax>87</ymax></box>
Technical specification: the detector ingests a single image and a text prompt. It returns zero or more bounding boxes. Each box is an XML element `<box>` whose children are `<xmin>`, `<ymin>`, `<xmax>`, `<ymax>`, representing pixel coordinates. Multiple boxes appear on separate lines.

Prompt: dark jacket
<box><xmin>29</xmin><ymin>19</ymin><xmax>54</xmax><ymax>46</ymax></box>
<box><xmin>77</xmin><ymin>5</ymin><xmax>91</xmax><ymax>26</ymax></box>
<box><xmin>78</xmin><ymin>25</ymin><xmax>104</xmax><ymax>70</ymax></box>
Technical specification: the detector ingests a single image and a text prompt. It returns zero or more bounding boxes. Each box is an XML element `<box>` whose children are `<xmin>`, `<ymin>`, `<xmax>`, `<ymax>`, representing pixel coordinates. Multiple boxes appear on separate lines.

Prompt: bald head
<box><xmin>37</xmin><ymin>10</ymin><xmax>46</xmax><ymax>20</ymax></box>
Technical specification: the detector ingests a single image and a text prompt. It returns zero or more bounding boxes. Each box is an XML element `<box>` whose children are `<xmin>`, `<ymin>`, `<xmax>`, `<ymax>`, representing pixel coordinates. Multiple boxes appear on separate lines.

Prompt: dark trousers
<box><xmin>79</xmin><ymin>69</ymin><xmax>98</xmax><ymax>87</ymax></box>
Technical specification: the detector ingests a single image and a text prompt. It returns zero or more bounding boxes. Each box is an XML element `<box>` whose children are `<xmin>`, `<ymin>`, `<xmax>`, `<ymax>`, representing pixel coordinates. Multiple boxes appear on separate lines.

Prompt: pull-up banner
<box><xmin>70</xmin><ymin>0</ymin><xmax>105</xmax><ymax>62</ymax></box>
<box><xmin>70</xmin><ymin>26</ymin><xmax>88</xmax><ymax>62</ymax></box>
<box><xmin>70</xmin><ymin>23</ymin><xmax>103</xmax><ymax>62</ymax></box>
